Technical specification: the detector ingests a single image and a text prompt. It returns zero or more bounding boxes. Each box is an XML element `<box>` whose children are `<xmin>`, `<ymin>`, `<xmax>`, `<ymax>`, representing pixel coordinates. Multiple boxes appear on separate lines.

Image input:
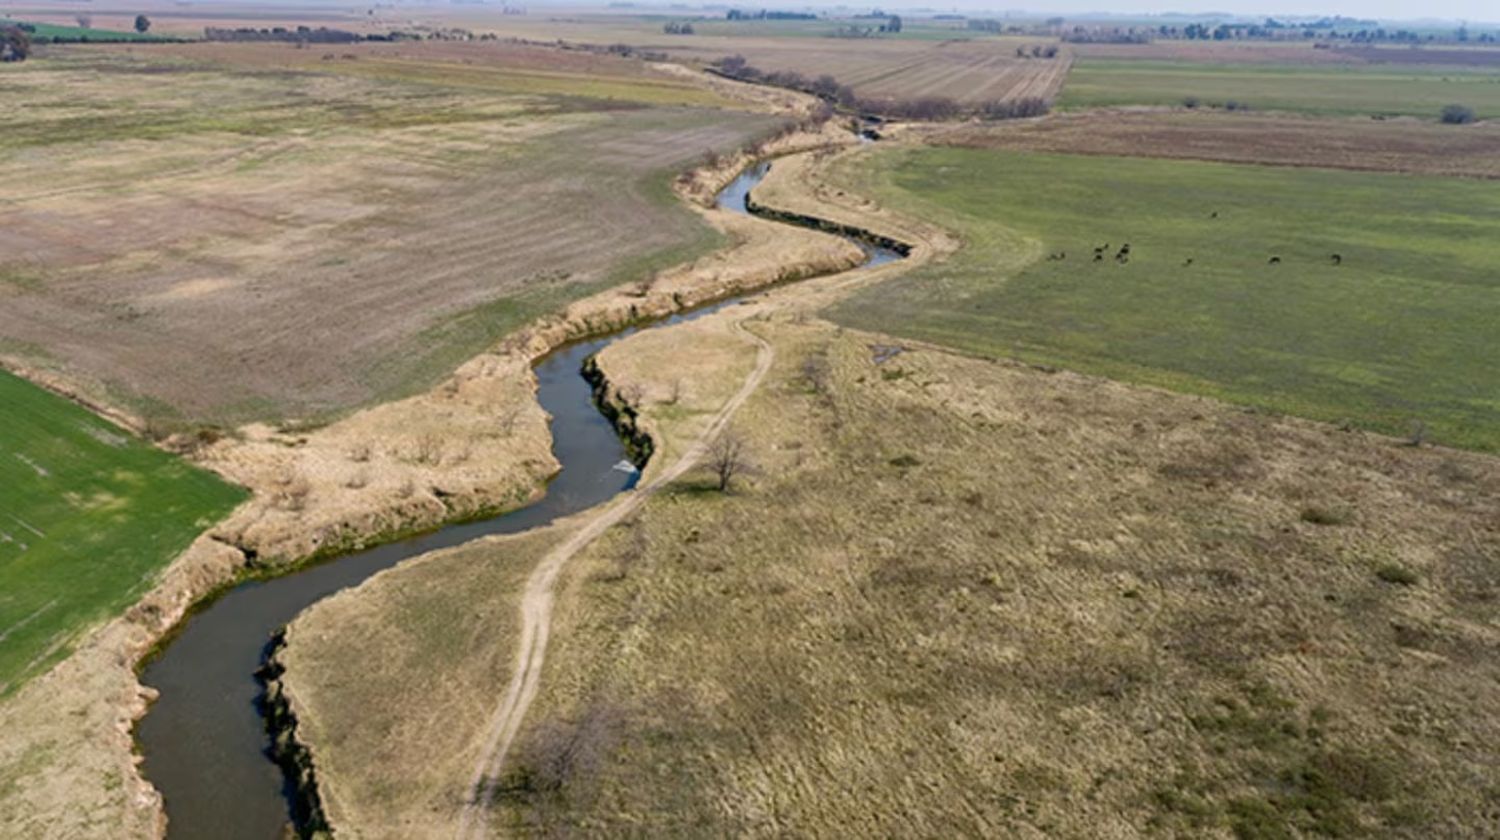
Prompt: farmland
<box><xmin>0</xmin><ymin>43</ymin><xmax>771</xmax><ymax>430</ymax></box>
<box><xmin>393</xmin><ymin>11</ymin><xmax>1071</xmax><ymax>107</ymax></box>
<box><xmin>0</xmin><ymin>370</ymin><xmax>244</xmax><ymax>695</ymax></box>
<box><xmin>827</xmin><ymin>148</ymin><xmax>1500</xmax><ymax>451</ymax></box>
<box><xmin>936</xmin><ymin>110</ymin><xmax>1500</xmax><ymax>179</ymax></box>
<box><xmin>1060</xmin><ymin>58</ymin><xmax>1500</xmax><ymax>118</ymax></box>
<box><xmin>675</xmin><ymin>36</ymin><xmax>1070</xmax><ymax>105</ymax></box>
<box><xmin>280</xmin><ymin>310</ymin><xmax>1500</xmax><ymax>836</ymax></box>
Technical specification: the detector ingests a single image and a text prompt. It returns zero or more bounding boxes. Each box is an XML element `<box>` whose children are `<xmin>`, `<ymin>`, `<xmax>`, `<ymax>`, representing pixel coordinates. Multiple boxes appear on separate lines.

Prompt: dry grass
<box><xmin>935</xmin><ymin>110</ymin><xmax>1500</xmax><ymax>179</ymax></box>
<box><xmin>277</xmin><ymin>526</ymin><xmax>564</xmax><ymax>838</ymax></box>
<box><xmin>0</xmin><ymin>45</ymin><xmax>770</xmax><ymax>428</ymax></box>
<box><xmin>283</xmin><ymin>311</ymin><xmax>1500</xmax><ymax>837</ymax></box>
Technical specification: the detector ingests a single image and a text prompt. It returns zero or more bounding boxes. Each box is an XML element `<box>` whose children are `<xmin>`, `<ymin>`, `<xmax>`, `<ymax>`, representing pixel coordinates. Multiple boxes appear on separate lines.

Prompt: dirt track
<box><xmin>455</xmin><ymin>314</ymin><xmax>775</xmax><ymax>838</ymax></box>
<box><xmin>454</xmin><ymin>139</ymin><xmax>952</xmax><ymax>836</ymax></box>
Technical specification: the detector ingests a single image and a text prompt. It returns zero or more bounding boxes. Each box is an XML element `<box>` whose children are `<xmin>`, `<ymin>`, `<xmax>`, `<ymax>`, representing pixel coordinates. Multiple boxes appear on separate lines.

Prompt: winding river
<box><xmin>136</xmin><ymin>160</ymin><xmax>903</xmax><ymax>839</ymax></box>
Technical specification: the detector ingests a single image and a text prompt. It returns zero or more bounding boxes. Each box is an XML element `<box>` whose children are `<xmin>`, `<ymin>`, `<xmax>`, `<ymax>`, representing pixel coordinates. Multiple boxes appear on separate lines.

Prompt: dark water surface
<box><xmin>137</xmin><ymin>161</ymin><xmax>901</xmax><ymax>839</ymax></box>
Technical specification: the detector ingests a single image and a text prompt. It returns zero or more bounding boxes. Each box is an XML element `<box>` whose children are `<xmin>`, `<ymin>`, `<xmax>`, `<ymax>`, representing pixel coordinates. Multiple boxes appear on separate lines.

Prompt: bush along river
<box><xmin>135</xmin><ymin>159</ymin><xmax>906</xmax><ymax>839</ymax></box>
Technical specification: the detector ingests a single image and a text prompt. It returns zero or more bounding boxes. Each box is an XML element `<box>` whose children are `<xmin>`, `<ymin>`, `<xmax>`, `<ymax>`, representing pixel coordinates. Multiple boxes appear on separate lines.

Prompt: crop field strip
<box><xmin>937</xmin><ymin>110</ymin><xmax>1500</xmax><ymax>180</ymax></box>
<box><xmin>1060</xmin><ymin>57</ymin><xmax>1500</xmax><ymax>117</ymax></box>
<box><xmin>0</xmin><ymin>45</ymin><xmax>775</xmax><ymax>429</ymax></box>
<box><xmin>0</xmin><ymin>370</ymin><xmax>245</xmax><ymax>694</ymax></box>
<box><xmin>826</xmin><ymin>147</ymin><xmax>1500</xmax><ymax>452</ymax></box>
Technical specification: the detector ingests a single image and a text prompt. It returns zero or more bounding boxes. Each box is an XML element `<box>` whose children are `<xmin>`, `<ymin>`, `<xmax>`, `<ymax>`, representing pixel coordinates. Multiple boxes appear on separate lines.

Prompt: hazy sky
<box><xmin>990</xmin><ymin>0</ymin><xmax>1494</xmax><ymax>21</ymax></box>
<box><xmin>930</xmin><ymin>1</ymin><xmax>1492</xmax><ymax>23</ymax></box>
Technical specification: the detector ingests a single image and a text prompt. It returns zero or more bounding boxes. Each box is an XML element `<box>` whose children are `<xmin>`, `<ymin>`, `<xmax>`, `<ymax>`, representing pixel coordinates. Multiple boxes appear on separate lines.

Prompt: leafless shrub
<box><xmin>667</xmin><ymin>378</ymin><xmax>684</xmax><ymax>405</ymax></box>
<box><xmin>344</xmin><ymin>470</ymin><xmax>369</xmax><ymax>490</ymax></box>
<box><xmin>410</xmin><ymin>433</ymin><xmax>442</xmax><ymax>465</ymax></box>
<box><xmin>496</xmin><ymin>702</ymin><xmax>625</xmax><ymax>801</ymax></box>
<box><xmin>273</xmin><ymin>477</ymin><xmax>312</xmax><ymax>511</ymax></box>
<box><xmin>347</xmin><ymin>442</ymin><xmax>372</xmax><ymax>463</ymax></box>
<box><xmin>802</xmin><ymin>351</ymin><xmax>832</xmax><ymax>397</ymax></box>
<box><xmin>708</xmin><ymin>431</ymin><xmax>753</xmax><ymax>492</ymax></box>
<box><xmin>498</xmin><ymin>407</ymin><xmax>522</xmax><ymax>437</ymax></box>
<box><xmin>395</xmin><ymin>478</ymin><xmax>415</xmax><ymax>499</ymax></box>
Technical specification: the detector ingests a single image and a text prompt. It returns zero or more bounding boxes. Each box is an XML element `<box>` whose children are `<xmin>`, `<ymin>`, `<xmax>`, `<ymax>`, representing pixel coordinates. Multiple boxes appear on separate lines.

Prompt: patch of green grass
<box><xmin>1060</xmin><ymin>58</ymin><xmax>1500</xmax><ymax>119</ymax></box>
<box><xmin>0</xmin><ymin>371</ymin><xmax>245</xmax><ymax>695</ymax></box>
<box><xmin>11</xmin><ymin>20</ymin><xmax>167</xmax><ymax>42</ymax></box>
<box><xmin>828</xmin><ymin>147</ymin><xmax>1500</xmax><ymax>451</ymax></box>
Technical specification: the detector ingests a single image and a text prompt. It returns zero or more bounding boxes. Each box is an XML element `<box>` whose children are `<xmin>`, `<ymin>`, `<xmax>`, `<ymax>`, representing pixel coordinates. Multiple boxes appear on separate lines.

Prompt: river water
<box><xmin>136</xmin><ymin>161</ymin><xmax>902</xmax><ymax>839</ymax></box>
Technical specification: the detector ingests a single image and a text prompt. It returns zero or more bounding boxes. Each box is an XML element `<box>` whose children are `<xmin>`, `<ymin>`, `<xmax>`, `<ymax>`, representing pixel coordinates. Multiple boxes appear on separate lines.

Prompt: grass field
<box><xmin>0</xmin><ymin>44</ymin><xmax>772</xmax><ymax>429</ymax></box>
<box><xmin>0</xmin><ymin>371</ymin><xmax>244</xmax><ymax>694</ymax></box>
<box><xmin>283</xmin><ymin>315</ymin><xmax>1500</xmax><ymax>836</ymax></box>
<box><xmin>1060</xmin><ymin>58</ymin><xmax>1500</xmax><ymax>118</ymax></box>
<box><xmin>4</xmin><ymin>20</ymin><xmax>164</xmax><ymax>41</ymax></box>
<box><xmin>827</xmin><ymin>147</ymin><xmax>1500</xmax><ymax>451</ymax></box>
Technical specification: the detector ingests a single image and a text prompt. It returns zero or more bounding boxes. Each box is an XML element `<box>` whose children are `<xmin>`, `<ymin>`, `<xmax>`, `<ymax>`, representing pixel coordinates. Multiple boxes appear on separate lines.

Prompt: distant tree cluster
<box><xmin>206</xmin><ymin>26</ymin><xmax>366</xmax><ymax>43</ymax></box>
<box><xmin>725</xmin><ymin>9</ymin><xmax>817</xmax><ymax>20</ymax></box>
<box><xmin>1441</xmin><ymin>104</ymin><xmax>1477</xmax><ymax>124</ymax></box>
<box><xmin>662</xmin><ymin>21</ymin><xmax>694</xmax><ymax>35</ymax></box>
<box><xmin>713</xmin><ymin>54</ymin><xmax>1052</xmax><ymax>122</ymax></box>
<box><xmin>1015</xmin><ymin>44</ymin><xmax>1059</xmax><ymax>58</ymax></box>
<box><xmin>1</xmin><ymin>24</ymin><xmax>30</xmax><ymax>61</ymax></box>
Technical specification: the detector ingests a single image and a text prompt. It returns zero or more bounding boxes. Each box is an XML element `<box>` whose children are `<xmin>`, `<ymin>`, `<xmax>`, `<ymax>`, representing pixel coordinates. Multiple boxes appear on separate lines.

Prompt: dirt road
<box><xmin>455</xmin><ymin>315</ymin><xmax>775</xmax><ymax>838</ymax></box>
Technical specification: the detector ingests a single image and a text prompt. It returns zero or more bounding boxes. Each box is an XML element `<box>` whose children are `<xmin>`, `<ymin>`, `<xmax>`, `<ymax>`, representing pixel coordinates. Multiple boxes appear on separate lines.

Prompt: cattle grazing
<box><xmin>1268</xmin><ymin>256</ymin><xmax>1281</xmax><ymax>265</ymax></box>
<box><xmin>1182</xmin><ymin>258</ymin><xmax>1194</xmax><ymax>267</ymax></box>
<box><xmin>1330</xmin><ymin>253</ymin><xmax>1342</xmax><ymax>266</ymax></box>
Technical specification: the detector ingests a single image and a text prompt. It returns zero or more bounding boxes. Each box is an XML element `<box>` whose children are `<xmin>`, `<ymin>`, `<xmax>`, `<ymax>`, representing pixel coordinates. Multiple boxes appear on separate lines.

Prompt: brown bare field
<box><xmin>280</xmin><ymin>307</ymin><xmax>1500</xmax><ymax>837</ymax></box>
<box><xmin>680</xmin><ymin>38</ymin><xmax>1071</xmax><ymax>105</ymax></box>
<box><xmin>935</xmin><ymin>110</ymin><xmax>1500</xmax><ymax>179</ymax></box>
<box><xmin>0</xmin><ymin>44</ymin><xmax>769</xmax><ymax>430</ymax></box>
<box><xmin>360</xmin><ymin>9</ymin><xmax>1070</xmax><ymax>107</ymax></box>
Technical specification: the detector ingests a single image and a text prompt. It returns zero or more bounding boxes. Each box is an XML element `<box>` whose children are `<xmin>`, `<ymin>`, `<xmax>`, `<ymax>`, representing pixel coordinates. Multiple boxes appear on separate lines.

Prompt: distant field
<box><xmin>938</xmin><ymin>110</ymin><xmax>1500</xmax><ymax>179</ymax></box>
<box><xmin>0</xmin><ymin>371</ymin><xmax>244</xmax><ymax>694</ymax></box>
<box><xmin>423</xmin><ymin>12</ymin><xmax>1068</xmax><ymax>106</ymax></box>
<box><xmin>0</xmin><ymin>44</ymin><xmax>772</xmax><ymax>429</ymax></box>
<box><xmin>6</xmin><ymin>20</ymin><xmax>164</xmax><ymax>41</ymax></box>
<box><xmin>828</xmin><ymin>148</ymin><xmax>1500</xmax><ymax>451</ymax></box>
<box><xmin>694</xmin><ymin>37</ymin><xmax>1071</xmax><ymax>105</ymax></box>
<box><xmin>1060</xmin><ymin>58</ymin><xmax>1500</xmax><ymax>118</ymax></box>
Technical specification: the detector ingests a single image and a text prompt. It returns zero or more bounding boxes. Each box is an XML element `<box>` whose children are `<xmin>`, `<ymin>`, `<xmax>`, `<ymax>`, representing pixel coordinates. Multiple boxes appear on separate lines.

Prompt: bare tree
<box><xmin>707</xmin><ymin>432</ymin><xmax>752</xmax><ymax>492</ymax></box>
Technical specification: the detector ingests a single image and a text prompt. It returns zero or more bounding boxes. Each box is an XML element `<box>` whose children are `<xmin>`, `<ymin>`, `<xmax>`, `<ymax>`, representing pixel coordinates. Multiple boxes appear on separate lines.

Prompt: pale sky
<box><xmin>990</xmin><ymin>1</ymin><xmax>1495</xmax><ymax>23</ymax></box>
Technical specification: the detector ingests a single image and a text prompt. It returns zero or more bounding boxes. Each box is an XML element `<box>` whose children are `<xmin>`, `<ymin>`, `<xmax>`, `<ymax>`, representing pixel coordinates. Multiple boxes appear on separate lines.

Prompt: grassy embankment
<box><xmin>282</xmin><ymin>313</ymin><xmax>1500</xmax><ymax>837</ymax></box>
<box><xmin>0</xmin><ymin>371</ymin><xmax>244</xmax><ymax>694</ymax></box>
<box><xmin>827</xmin><ymin>147</ymin><xmax>1500</xmax><ymax>451</ymax></box>
<box><xmin>1060</xmin><ymin>58</ymin><xmax>1500</xmax><ymax>118</ymax></box>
